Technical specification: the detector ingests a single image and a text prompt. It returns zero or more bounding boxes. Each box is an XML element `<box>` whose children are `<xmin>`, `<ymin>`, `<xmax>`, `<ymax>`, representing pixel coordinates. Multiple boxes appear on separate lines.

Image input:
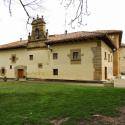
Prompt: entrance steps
<box><xmin>19</xmin><ymin>78</ymin><xmax>26</xmax><ymax>82</ymax></box>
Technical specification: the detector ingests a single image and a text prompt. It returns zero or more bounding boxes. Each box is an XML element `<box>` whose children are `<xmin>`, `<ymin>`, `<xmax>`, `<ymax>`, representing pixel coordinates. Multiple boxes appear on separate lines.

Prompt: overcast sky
<box><xmin>0</xmin><ymin>0</ymin><xmax>125</xmax><ymax>45</ymax></box>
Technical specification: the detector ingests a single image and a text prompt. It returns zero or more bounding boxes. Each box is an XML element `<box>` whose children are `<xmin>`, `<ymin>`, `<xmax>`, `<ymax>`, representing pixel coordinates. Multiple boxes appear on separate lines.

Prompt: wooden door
<box><xmin>105</xmin><ymin>67</ymin><xmax>107</xmax><ymax>80</ymax></box>
<box><xmin>18</xmin><ymin>69</ymin><xmax>24</xmax><ymax>78</ymax></box>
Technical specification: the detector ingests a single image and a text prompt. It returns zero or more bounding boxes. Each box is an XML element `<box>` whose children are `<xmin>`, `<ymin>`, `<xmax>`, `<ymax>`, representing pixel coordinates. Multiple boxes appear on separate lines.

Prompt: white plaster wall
<box><xmin>0</xmin><ymin>48</ymin><xmax>27</xmax><ymax>78</ymax></box>
<box><xmin>120</xmin><ymin>47</ymin><xmax>125</xmax><ymax>74</ymax></box>
<box><xmin>0</xmin><ymin>41</ymin><xmax>96</xmax><ymax>81</ymax></box>
<box><xmin>45</xmin><ymin>41</ymin><xmax>96</xmax><ymax>80</ymax></box>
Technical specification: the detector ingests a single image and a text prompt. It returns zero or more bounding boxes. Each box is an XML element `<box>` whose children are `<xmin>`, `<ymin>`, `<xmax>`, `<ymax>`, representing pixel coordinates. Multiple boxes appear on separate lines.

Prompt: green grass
<box><xmin>0</xmin><ymin>81</ymin><xmax>125</xmax><ymax>125</ymax></box>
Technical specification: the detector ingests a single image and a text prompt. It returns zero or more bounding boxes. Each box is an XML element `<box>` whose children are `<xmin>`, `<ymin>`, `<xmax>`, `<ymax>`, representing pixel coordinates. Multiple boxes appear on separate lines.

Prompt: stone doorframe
<box><xmin>14</xmin><ymin>65</ymin><xmax>27</xmax><ymax>79</ymax></box>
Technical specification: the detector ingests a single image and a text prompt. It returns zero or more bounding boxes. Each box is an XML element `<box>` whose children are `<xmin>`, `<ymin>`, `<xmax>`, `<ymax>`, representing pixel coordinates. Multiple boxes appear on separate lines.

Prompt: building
<box><xmin>120</xmin><ymin>43</ymin><xmax>125</xmax><ymax>75</ymax></box>
<box><xmin>0</xmin><ymin>16</ymin><xmax>122</xmax><ymax>81</ymax></box>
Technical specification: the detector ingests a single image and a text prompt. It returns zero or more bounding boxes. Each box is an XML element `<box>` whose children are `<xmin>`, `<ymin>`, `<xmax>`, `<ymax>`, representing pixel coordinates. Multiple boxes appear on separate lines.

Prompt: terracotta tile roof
<box><xmin>46</xmin><ymin>31</ymin><xmax>116</xmax><ymax>50</ymax></box>
<box><xmin>96</xmin><ymin>30</ymin><xmax>122</xmax><ymax>34</ymax></box>
<box><xmin>0</xmin><ymin>30</ymin><xmax>122</xmax><ymax>50</ymax></box>
<box><xmin>0</xmin><ymin>40</ymin><xmax>27</xmax><ymax>50</ymax></box>
<box><xmin>46</xmin><ymin>31</ymin><xmax>105</xmax><ymax>44</ymax></box>
<box><xmin>47</xmin><ymin>30</ymin><xmax>122</xmax><ymax>44</ymax></box>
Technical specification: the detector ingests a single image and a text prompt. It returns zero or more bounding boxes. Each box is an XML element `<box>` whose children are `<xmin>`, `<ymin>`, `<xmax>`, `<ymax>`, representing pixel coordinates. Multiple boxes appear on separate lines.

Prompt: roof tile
<box><xmin>0</xmin><ymin>30</ymin><xmax>122</xmax><ymax>50</ymax></box>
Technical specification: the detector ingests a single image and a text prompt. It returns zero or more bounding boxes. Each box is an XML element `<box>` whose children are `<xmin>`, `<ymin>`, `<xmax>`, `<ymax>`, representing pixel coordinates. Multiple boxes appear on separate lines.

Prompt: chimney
<box><xmin>46</xmin><ymin>29</ymin><xmax>48</xmax><ymax>38</ymax></box>
<box><xmin>65</xmin><ymin>30</ymin><xmax>67</xmax><ymax>35</ymax></box>
<box><xmin>20</xmin><ymin>38</ymin><xmax>22</xmax><ymax>42</ymax></box>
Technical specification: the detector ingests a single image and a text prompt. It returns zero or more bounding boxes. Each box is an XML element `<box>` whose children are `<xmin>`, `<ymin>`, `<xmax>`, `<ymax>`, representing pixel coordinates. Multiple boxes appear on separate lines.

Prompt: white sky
<box><xmin>0</xmin><ymin>0</ymin><xmax>125</xmax><ymax>45</ymax></box>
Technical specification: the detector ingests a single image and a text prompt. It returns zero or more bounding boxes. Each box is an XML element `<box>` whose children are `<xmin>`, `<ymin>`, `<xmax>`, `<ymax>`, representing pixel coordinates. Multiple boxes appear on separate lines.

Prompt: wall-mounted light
<box><xmin>47</xmin><ymin>45</ymin><xmax>52</xmax><ymax>52</ymax></box>
<box><xmin>113</xmin><ymin>48</ymin><xmax>116</xmax><ymax>52</ymax></box>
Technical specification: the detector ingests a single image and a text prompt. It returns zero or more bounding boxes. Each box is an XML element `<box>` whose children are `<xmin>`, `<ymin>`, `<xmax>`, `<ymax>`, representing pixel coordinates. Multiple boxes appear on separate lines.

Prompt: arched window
<box><xmin>35</xmin><ymin>28</ymin><xmax>40</xmax><ymax>39</ymax></box>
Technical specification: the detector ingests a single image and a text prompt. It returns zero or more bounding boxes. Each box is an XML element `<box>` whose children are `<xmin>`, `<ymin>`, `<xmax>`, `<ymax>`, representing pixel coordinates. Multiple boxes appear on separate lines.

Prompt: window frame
<box><xmin>72</xmin><ymin>51</ymin><xmax>79</xmax><ymax>61</ymax></box>
<box><xmin>70</xmin><ymin>49</ymin><xmax>81</xmax><ymax>64</ymax></box>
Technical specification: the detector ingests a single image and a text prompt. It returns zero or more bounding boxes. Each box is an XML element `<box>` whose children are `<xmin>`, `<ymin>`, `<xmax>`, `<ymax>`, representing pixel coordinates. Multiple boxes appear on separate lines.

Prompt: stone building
<box><xmin>0</xmin><ymin>16</ymin><xmax>122</xmax><ymax>81</ymax></box>
<box><xmin>120</xmin><ymin>43</ymin><xmax>125</xmax><ymax>75</ymax></box>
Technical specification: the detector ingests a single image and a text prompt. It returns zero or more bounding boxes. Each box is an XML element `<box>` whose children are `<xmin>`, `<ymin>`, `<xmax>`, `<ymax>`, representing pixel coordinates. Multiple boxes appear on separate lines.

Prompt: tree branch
<box><xmin>9</xmin><ymin>0</ymin><xmax>12</xmax><ymax>16</ymax></box>
<box><xmin>19</xmin><ymin>0</ymin><xmax>30</xmax><ymax>18</ymax></box>
<box><xmin>61</xmin><ymin>0</ymin><xmax>90</xmax><ymax>28</ymax></box>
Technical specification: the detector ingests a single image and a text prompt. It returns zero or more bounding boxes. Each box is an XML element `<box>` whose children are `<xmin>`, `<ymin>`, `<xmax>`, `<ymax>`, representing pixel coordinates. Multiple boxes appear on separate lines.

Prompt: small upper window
<box><xmin>29</xmin><ymin>55</ymin><xmax>33</xmax><ymax>60</ymax></box>
<box><xmin>53</xmin><ymin>53</ymin><xmax>58</xmax><ymax>60</ymax></box>
<box><xmin>104</xmin><ymin>52</ymin><xmax>107</xmax><ymax>60</ymax></box>
<box><xmin>10</xmin><ymin>54</ymin><xmax>17</xmax><ymax>63</ymax></box>
<box><xmin>108</xmin><ymin>54</ymin><xmax>110</xmax><ymax>62</ymax></box>
<box><xmin>12</xmin><ymin>56</ymin><xmax>16</xmax><ymax>62</ymax></box>
<box><xmin>111</xmin><ymin>55</ymin><xmax>112</xmax><ymax>62</ymax></box>
<box><xmin>10</xmin><ymin>65</ymin><xmax>12</xmax><ymax>69</ymax></box>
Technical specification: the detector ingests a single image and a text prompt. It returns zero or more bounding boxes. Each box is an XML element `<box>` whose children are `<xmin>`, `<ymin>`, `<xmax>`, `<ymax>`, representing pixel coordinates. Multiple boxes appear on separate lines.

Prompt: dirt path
<box><xmin>50</xmin><ymin>107</ymin><xmax>125</xmax><ymax>125</ymax></box>
<box><xmin>79</xmin><ymin>106</ymin><xmax>125</xmax><ymax>125</ymax></box>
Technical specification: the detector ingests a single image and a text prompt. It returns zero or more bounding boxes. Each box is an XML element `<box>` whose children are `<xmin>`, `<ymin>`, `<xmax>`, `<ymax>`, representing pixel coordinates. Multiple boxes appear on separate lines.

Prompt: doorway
<box><xmin>105</xmin><ymin>67</ymin><xmax>107</xmax><ymax>80</ymax></box>
<box><xmin>18</xmin><ymin>69</ymin><xmax>24</xmax><ymax>78</ymax></box>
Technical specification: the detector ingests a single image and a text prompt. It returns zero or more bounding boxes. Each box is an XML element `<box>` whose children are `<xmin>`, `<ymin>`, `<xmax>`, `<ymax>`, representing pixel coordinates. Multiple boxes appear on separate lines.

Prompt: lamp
<box><xmin>47</xmin><ymin>45</ymin><xmax>52</xmax><ymax>52</ymax></box>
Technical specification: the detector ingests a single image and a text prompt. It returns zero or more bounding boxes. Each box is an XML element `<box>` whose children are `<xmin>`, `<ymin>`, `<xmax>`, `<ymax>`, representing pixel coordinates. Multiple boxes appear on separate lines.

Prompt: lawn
<box><xmin>0</xmin><ymin>81</ymin><xmax>125</xmax><ymax>125</ymax></box>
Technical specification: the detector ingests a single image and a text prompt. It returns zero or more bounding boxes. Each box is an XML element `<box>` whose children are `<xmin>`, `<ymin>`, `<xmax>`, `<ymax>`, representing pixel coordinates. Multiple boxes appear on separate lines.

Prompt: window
<box><xmin>70</xmin><ymin>49</ymin><xmax>81</xmax><ymax>64</ymax></box>
<box><xmin>53</xmin><ymin>53</ymin><xmax>58</xmax><ymax>60</ymax></box>
<box><xmin>53</xmin><ymin>69</ymin><xmax>58</xmax><ymax>75</ymax></box>
<box><xmin>10</xmin><ymin>55</ymin><xmax>17</xmax><ymax>63</ymax></box>
<box><xmin>73</xmin><ymin>52</ymin><xmax>79</xmax><ymax>60</ymax></box>
<box><xmin>12</xmin><ymin>56</ymin><xmax>16</xmax><ymax>62</ymax></box>
<box><xmin>1</xmin><ymin>68</ymin><xmax>5</xmax><ymax>75</ymax></box>
<box><xmin>111</xmin><ymin>55</ymin><xmax>112</xmax><ymax>62</ymax></box>
<box><xmin>29</xmin><ymin>55</ymin><xmax>33</xmax><ymax>60</ymax></box>
<box><xmin>35</xmin><ymin>28</ymin><xmax>40</xmax><ymax>39</ymax></box>
<box><xmin>38</xmin><ymin>63</ymin><xmax>43</xmax><ymax>68</ymax></box>
<box><xmin>71</xmin><ymin>49</ymin><xmax>81</xmax><ymax>61</ymax></box>
<box><xmin>104</xmin><ymin>52</ymin><xmax>107</xmax><ymax>60</ymax></box>
<box><xmin>108</xmin><ymin>54</ymin><xmax>110</xmax><ymax>62</ymax></box>
<box><xmin>10</xmin><ymin>54</ymin><xmax>18</xmax><ymax>63</ymax></box>
<box><xmin>10</xmin><ymin>65</ymin><xmax>12</xmax><ymax>69</ymax></box>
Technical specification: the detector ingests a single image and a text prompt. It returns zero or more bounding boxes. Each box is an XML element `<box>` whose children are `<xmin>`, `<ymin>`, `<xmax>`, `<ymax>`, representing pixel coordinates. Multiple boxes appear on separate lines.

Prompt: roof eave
<box><xmin>45</xmin><ymin>35</ymin><xmax>104</xmax><ymax>45</ymax></box>
<box><xmin>98</xmin><ymin>36</ymin><xmax>117</xmax><ymax>51</ymax></box>
<box><xmin>0</xmin><ymin>45</ymin><xmax>26</xmax><ymax>50</ymax></box>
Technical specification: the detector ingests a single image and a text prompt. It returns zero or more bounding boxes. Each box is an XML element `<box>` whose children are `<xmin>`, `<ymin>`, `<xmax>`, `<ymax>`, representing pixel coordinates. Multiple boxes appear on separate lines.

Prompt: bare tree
<box><xmin>3</xmin><ymin>0</ymin><xmax>43</xmax><ymax>24</ymax></box>
<box><xmin>3</xmin><ymin>0</ymin><xmax>89</xmax><ymax>27</ymax></box>
<box><xmin>61</xmin><ymin>0</ymin><xmax>90</xmax><ymax>28</ymax></box>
